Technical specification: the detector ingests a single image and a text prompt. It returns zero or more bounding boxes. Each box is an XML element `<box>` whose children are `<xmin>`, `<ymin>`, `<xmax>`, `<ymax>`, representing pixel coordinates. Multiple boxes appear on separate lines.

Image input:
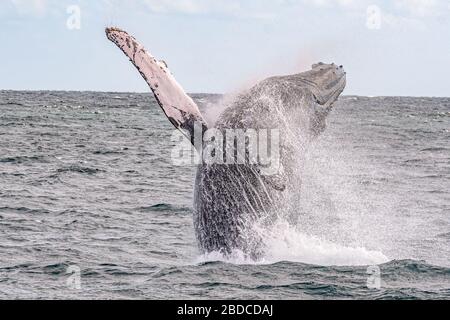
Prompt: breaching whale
<box><xmin>106</xmin><ymin>27</ymin><xmax>346</xmax><ymax>259</ymax></box>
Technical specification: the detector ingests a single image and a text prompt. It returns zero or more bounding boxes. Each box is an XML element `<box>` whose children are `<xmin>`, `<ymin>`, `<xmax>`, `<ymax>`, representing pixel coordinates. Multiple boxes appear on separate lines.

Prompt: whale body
<box><xmin>106</xmin><ymin>27</ymin><xmax>346</xmax><ymax>258</ymax></box>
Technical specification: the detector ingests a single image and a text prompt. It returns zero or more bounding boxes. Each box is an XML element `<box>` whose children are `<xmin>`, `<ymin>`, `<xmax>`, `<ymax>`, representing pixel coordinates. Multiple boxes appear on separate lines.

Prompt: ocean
<box><xmin>0</xmin><ymin>90</ymin><xmax>449</xmax><ymax>299</ymax></box>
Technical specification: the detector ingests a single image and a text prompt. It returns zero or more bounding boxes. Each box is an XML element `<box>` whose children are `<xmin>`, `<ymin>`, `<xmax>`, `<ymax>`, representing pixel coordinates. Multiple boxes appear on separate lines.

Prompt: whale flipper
<box><xmin>106</xmin><ymin>27</ymin><xmax>208</xmax><ymax>145</ymax></box>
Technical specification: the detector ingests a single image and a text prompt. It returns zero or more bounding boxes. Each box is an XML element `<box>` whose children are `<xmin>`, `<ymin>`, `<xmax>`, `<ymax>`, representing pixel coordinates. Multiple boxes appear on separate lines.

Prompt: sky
<box><xmin>0</xmin><ymin>0</ymin><xmax>449</xmax><ymax>96</ymax></box>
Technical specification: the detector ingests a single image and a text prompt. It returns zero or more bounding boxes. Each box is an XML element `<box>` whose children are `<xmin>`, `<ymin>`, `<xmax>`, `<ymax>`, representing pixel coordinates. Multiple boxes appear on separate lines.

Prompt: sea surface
<box><xmin>0</xmin><ymin>90</ymin><xmax>449</xmax><ymax>299</ymax></box>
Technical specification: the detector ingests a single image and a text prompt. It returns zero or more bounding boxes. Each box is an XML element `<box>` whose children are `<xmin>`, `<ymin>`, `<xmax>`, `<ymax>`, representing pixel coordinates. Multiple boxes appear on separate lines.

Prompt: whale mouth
<box><xmin>307</xmin><ymin>63</ymin><xmax>347</xmax><ymax>107</ymax></box>
<box><xmin>320</xmin><ymin>72</ymin><xmax>346</xmax><ymax>107</ymax></box>
<box><xmin>302</xmin><ymin>75</ymin><xmax>346</xmax><ymax>107</ymax></box>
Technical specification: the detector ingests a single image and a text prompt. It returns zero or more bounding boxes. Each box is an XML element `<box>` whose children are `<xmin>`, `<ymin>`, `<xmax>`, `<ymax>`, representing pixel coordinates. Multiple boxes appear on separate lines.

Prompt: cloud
<box><xmin>393</xmin><ymin>0</ymin><xmax>442</xmax><ymax>17</ymax></box>
<box><xmin>302</xmin><ymin>0</ymin><xmax>356</xmax><ymax>8</ymax></box>
<box><xmin>141</xmin><ymin>0</ymin><xmax>360</xmax><ymax>16</ymax></box>
<box><xmin>382</xmin><ymin>12</ymin><xmax>427</xmax><ymax>30</ymax></box>
<box><xmin>142</xmin><ymin>0</ymin><xmax>242</xmax><ymax>15</ymax></box>
<box><xmin>141</xmin><ymin>0</ymin><xmax>284</xmax><ymax>20</ymax></box>
<box><xmin>139</xmin><ymin>0</ymin><xmax>365</xmax><ymax>21</ymax></box>
<box><xmin>10</xmin><ymin>0</ymin><xmax>48</xmax><ymax>16</ymax></box>
<box><xmin>3</xmin><ymin>0</ymin><xmax>448</xmax><ymax>25</ymax></box>
<box><xmin>377</xmin><ymin>0</ymin><xmax>449</xmax><ymax>30</ymax></box>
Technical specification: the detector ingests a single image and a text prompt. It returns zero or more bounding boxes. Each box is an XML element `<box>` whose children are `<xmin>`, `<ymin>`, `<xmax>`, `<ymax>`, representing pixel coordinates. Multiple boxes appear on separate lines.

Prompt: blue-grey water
<box><xmin>0</xmin><ymin>90</ymin><xmax>449</xmax><ymax>299</ymax></box>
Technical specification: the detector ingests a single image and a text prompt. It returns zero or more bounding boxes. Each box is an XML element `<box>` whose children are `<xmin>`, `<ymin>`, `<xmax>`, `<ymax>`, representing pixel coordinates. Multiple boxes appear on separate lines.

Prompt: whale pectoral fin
<box><xmin>106</xmin><ymin>27</ymin><xmax>208</xmax><ymax>146</ymax></box>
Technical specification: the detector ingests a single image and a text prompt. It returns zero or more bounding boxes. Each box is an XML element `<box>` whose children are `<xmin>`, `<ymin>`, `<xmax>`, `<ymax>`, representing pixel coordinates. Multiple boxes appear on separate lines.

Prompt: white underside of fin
<box><xmin>106</xmin><ymin>27</ymin><xmax>208</xmax><ymax>139</ymax></box>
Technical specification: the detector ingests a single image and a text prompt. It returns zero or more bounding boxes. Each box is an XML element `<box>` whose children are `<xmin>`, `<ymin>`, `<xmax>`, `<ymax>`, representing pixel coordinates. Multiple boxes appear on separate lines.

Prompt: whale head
<box><xmin>297</xmin><ymin>62</ymin><xmax>346</xmax><ymax>107</ymax></box>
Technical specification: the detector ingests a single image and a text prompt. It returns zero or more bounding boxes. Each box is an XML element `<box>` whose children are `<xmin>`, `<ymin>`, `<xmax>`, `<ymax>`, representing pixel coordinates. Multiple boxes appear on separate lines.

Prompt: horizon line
<box><xmin>0</xmin><ymin>89</ymin><xmax>449</xmax><ymax>99</ymax></box>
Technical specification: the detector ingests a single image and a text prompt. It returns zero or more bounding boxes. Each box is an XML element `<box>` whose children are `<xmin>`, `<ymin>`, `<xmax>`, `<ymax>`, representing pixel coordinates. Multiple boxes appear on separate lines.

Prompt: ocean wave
<box><xmin>137</xmin><ymin>204</ymin><xmax>192</xmax><ymax>213</ymax></box>
<box><xmin>93</xmin><ymin>150</ymin><xmax>124</xmax><ymax>155</ymax></box>
<box><xmin>0</xmin><ymin>155</ymin><xmax>46</xmax><ymax>164</ymax></box>
<box><xmin>57</xmin><ymin>165</ymin><xmax>105</xmax><ymax>175</ymax></box>
<box><xmin>420</xmin><ymin>147</ymin><xmax>448</xmax><ymax>152</ymax></box>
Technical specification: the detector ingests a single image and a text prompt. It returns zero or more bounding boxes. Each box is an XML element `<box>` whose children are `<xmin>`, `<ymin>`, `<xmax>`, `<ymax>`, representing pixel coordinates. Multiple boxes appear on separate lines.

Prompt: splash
<box><xmin>258</xmin><ymin>220</ymin><xmax>388</xmax><ymax>266</ymax></box>
<box><xmin>201</xmin><ymin>92</ymin><xmax>239</xmax><ymax>126</ymax></box>
<box><xmin>194</xmin><ymin>64</ymin><xmax>392</xmax><ymax>267</ymax></box>
<box><xmin>194</xmin><ymin>110</ymin><xmax>392</xmax><ymax>267</ymax></box>
<box><xmin>196</xmin><ymin>219</ymin><xmax>388</xmax><ymax>266</ymax></box>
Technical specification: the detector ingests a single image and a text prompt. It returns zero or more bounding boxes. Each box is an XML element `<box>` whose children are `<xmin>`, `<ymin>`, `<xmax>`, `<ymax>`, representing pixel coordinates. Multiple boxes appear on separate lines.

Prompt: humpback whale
<box><xmin>106</xmin><ymin>27</ymin><xmax>346</xmax><ymax>258</ymax></box>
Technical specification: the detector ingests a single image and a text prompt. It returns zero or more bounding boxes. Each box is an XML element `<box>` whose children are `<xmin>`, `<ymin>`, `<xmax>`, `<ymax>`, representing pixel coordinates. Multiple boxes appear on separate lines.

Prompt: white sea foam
<box><xmin>196</xmin><ymin>122</ymin><xmax>392</xmax><ymax>267</ymax></box>
<box><xmin>197</xmin><ymin>219</ymin><xmax>388</xmax><ymax>267</ymax></box>
<box><xmin>259</xmin><ymin>220</ymin><xmax>388</xmax><ymax>266</ymax></box>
